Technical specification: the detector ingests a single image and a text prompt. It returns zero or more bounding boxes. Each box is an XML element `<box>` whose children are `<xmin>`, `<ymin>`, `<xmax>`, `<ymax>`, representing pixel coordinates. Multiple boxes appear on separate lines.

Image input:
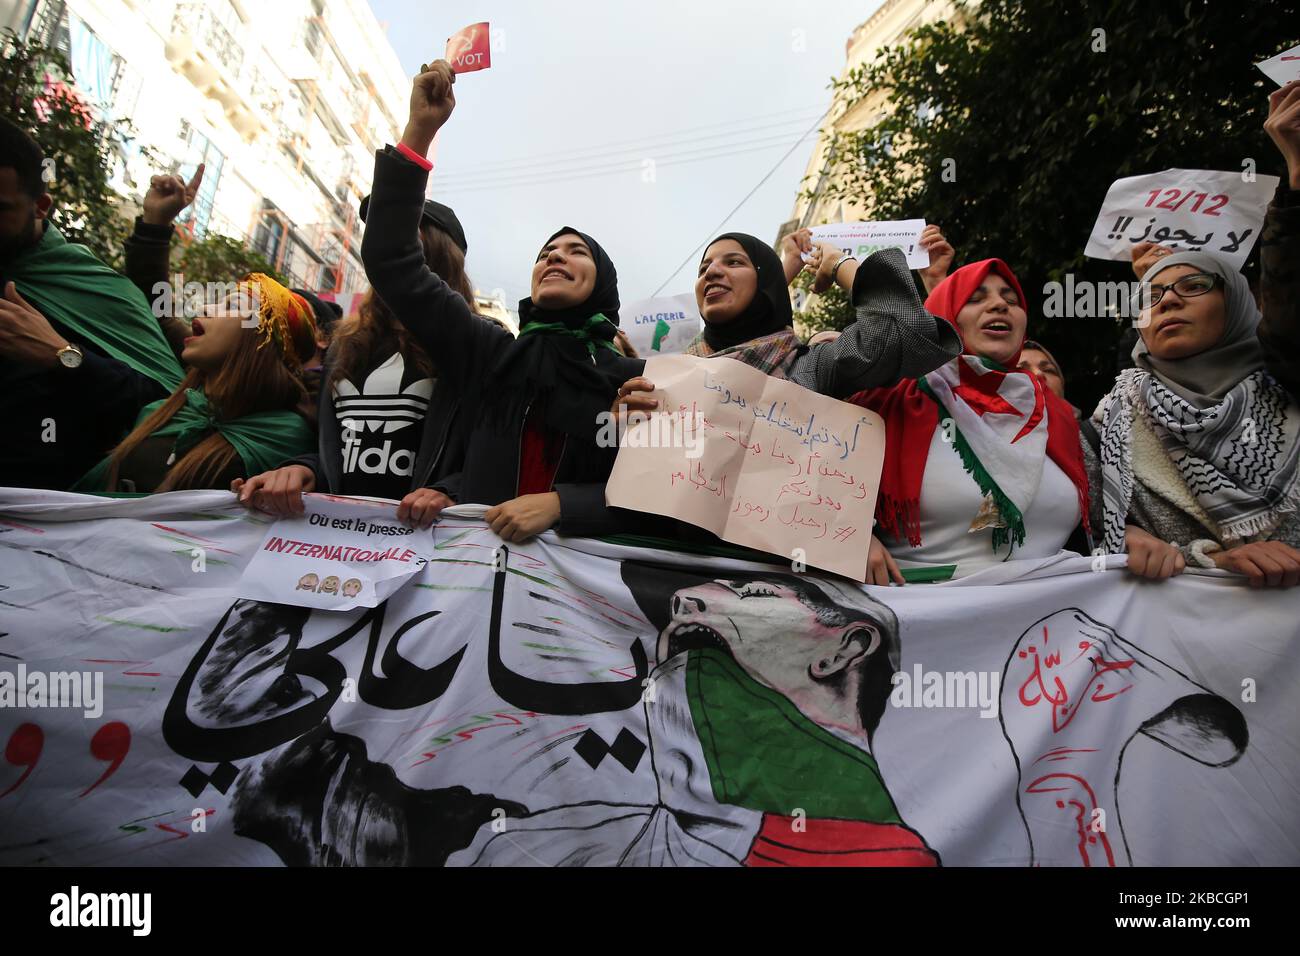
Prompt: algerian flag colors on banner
<box><xmin>0</xmin><ymin>490</ymin><xmax>1297</xmax><ymax>866</ymax></box>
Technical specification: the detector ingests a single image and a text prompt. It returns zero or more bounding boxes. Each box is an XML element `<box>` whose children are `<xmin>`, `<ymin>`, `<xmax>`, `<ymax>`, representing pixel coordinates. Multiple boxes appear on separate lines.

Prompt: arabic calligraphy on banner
<box><xmin>606</xmin><ymin>354</ymin><xmax>885</xmax><ymax>580</ymax></box>
<box><xmin>1083</xmin><ymin>168</ymin><xmax>1279</xmax><ymax>271</ymax></box>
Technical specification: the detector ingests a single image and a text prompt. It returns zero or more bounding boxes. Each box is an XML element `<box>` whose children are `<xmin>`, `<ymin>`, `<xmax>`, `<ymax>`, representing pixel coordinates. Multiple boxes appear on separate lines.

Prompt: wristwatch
<box><xmin>56</xmin><ymin>343</ymin><xmax>84</xmax><ymax>369</ymax></box>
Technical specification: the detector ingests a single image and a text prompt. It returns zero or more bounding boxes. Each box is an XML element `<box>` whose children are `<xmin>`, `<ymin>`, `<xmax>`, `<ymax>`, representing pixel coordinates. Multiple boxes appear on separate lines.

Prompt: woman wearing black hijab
<box><xmin>616</xmin><ymin>231</ymin><xmax>961</xmax><ymax>409</ymax></box>
<box><xmin>355</xmin><ymin>60</ymin><xmax>643</xmax><ymax>540</ymax></box>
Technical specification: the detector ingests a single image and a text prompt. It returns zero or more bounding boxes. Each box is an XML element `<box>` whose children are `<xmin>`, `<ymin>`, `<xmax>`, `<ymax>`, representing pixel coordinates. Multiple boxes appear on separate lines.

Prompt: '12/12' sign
<box><xmin>1083</xmin><ymin>168</ymin><xmax>1279</xmax><ymax>272</ymax></box>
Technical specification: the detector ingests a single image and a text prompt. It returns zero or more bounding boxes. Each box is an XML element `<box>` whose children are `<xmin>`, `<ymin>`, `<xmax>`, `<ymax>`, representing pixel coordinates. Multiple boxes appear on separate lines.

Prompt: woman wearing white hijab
<box><xmin>1089</xmin><ymin>250</ymin><xmax>1300</xmax><ymax>587</ymax></box>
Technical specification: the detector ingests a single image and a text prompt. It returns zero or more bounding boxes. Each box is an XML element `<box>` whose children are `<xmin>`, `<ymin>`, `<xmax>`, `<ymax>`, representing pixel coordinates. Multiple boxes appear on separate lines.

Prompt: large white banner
<box><xmin>0</xmin><ymin>490</ymin><xmax>1297</xmax><ymax>867</ymax></box>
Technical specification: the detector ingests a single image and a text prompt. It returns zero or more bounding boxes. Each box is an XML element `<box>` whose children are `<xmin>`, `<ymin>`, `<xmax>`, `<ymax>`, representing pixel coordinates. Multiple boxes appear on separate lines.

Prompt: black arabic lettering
<box><xmin>486</xmin><ymin>547</ymin><xmax>648</xmax><ymax>715</ymax></box>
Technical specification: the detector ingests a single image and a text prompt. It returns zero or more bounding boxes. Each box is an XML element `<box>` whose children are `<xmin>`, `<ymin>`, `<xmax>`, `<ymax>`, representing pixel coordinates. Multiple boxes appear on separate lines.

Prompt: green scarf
<box><xmin>75</xmin><ymin>388</ymin><xmax>313</xmax><ymax>491</ymax></box>
<box><xmin>517</xmin><ymin>312</ymin><xmax>621</xmax><ymax>358</ymax></box>
<box><xmin>6</xmin><ymin>224</ymin><xmax>183</xmax><ymax>391</ymax></box>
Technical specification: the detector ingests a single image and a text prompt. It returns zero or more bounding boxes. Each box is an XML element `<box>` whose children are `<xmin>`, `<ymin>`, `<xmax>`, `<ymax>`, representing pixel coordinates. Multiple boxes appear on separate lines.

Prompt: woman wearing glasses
<box><xmin>1087</xmin><ymin>253</ymin><xmax>1300</xmax><ymax>587</ymax></box>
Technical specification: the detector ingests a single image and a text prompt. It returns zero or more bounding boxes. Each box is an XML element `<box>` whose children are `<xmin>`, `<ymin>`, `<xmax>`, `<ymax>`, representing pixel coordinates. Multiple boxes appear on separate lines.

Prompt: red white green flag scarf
<box><xmin>919</xmin><ymin>355</ymin><xmax>1051</xmax><ymax>551</ymax></box>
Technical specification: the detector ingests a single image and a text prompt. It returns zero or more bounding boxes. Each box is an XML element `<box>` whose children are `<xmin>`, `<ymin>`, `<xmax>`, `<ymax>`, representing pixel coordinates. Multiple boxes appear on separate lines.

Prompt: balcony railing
<box><xmin>171</xmin><ymin>3</ymin><xmax>244</xmax><ymax>77</ymax></box>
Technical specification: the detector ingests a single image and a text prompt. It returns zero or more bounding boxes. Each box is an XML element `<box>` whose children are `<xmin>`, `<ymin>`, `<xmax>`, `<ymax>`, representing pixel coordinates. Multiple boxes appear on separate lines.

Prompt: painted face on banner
<box><xmin>658</xmin><ymin>576</ymin><xmax>884</xmax><ymax>735</ymax></box>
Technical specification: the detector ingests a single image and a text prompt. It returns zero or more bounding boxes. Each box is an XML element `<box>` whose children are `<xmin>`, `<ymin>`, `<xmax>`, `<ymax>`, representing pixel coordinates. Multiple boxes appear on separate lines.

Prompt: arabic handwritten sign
<box><xmin>237</xmin><ymin>495</ymin><xmax>435</xmax><ymax>610</ymax></box>
<box><xmin>1256</xmin><ymin>44</ymin><xmax>1300</xmax><ymax>87</ymax></box>
<box><xmin>1084</xmin><ymin>168</ymin><xmax>1279</xmax><ymax>271</ymax></box>
<box><xmin>619</xmin><ymin>293</ymin><xmax>703</xmax><ymax>356</ymax></box>
<box><xmin>809</xmin><ymin>220</ymin><xmax>928</xmax><ymax>270</ymax></box>
<box><xmin>446</xmin><ymin>21</ymin><xmax>491</xmax><ymax>73</ymax></box>
<box><xmin>606</xmin><ymin>354</ymin><xmax>885</xmax><ymax>581</ymax></box>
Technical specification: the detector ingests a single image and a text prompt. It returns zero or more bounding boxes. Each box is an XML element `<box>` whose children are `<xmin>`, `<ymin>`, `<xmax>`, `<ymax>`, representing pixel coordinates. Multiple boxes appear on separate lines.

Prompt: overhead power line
<box><xmin>651</xmin><ymin>108</ymin><xmax>829</xmax><ymax>296</ymax></box>
<box><xmin>434</xmin><ymin>128</ymin><xmax>821</xmax><ymax>192</ymax></box>
<box><xmin>434</xmin><ymin>102</ymin><xmax>827</xmax><ymax>176</ymax></box>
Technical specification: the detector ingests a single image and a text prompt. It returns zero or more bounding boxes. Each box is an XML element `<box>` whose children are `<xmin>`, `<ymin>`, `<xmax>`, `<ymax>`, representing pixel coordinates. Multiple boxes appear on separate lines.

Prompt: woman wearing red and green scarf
<box><xmin>851</xmin><ymin>260</ymin><xmax>1092</xmax><ymax>583</ymax></box>
<box><xmin>76</xmin><ymin>274</ymin><xmax>316</xmax><ymax>493</ymax></box>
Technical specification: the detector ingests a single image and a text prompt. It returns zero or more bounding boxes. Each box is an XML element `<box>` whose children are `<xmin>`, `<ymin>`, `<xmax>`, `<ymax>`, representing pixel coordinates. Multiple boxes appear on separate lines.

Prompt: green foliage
<box><xmin>173</xmin><ymin>233</ymin><xmax>285</xmax><ymax>286</ymax></box>
<box><xmin>814</xmin><ymin>0</ymin><xmax>1291</xmax><ymax>410</ymax></box>
<box><xmin>0</xmin><ymin>29</ymin><xmax>138</xmax><ymax>269</ymax></box>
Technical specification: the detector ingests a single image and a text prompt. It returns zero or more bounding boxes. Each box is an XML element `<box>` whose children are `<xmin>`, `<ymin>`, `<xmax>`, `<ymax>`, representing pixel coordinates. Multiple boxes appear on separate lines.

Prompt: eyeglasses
<box><xmin>1131</xmin><ymin>272</ymin><xmax>1221</xmax><ymax>313</ymax></box>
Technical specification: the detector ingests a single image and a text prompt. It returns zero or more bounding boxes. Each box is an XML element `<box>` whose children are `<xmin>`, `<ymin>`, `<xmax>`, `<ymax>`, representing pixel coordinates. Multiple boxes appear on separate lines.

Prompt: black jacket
<box><xmin>288</xmin><ymin>340</ymin><xmax>465</xmax><ymax>500</ymax></box>
<box><xmin>360</xmin><ymin>146</ymin><xmax>645</xmax><ymax>536</ymax></box>
<box><xmin>0</xmin><ymin>222</ymin><xmax>170</xmax><ymax>491</ymax></box>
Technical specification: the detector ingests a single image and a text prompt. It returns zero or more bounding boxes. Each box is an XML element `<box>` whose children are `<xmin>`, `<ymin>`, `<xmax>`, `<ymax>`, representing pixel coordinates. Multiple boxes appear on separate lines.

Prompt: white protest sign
<box><xmin>619</xmin><ymin>293</ymin><xmax>702</xmax><ymax>356</ymax></box>
<box><xmin>1256</xmin><ymin>44</ymin><xmax>1300</xmax><ymax>87</ymax></box>
<box><xmin>810</xmin><ymin>219</ymin><xmax>928</xmax><ymax>269</ymax></box>
<box><xmin>238</xmin><ymin>494</ymin><xmax>434</xmax><ymax>609</ymax></box>
<box><xmin>605</xmin><ymin>354</ymin><xmax>885</xmax><ymax>581</ymax></box>
<box><xmin>1084</xmin><ymin>168</ymin><xmax>1279</xmax><ymax>271</ymax></box>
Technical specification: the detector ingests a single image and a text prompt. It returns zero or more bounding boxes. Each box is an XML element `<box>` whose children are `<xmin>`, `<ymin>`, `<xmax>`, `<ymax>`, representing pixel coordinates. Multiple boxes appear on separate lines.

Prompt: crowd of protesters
<box><xmin>2</xmin><ymin>60</ymin><xmax>1298</xmax><ymax>589</ymax></box>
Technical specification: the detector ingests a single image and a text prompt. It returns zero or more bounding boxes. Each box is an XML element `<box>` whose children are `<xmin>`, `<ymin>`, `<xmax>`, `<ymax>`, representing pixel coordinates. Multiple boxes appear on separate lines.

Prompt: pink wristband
<box><xmin>396</xmin><ymin>141</ymin><xmax>433</xmax><ymax>171</ymax></box>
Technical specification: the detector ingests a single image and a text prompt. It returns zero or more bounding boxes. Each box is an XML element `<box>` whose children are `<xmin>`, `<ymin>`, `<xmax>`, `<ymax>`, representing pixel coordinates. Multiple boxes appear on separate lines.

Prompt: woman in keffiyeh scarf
<box><xmin>1090</xmin><ymin>251</ymin><xmax>1300</xmax><ymax>588</ymax></box>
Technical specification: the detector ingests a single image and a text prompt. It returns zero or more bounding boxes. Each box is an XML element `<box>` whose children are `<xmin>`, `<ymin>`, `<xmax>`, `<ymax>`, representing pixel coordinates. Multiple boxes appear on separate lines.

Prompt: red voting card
<box><xmin>446</xmin><ymin>22</ymin><xmax>491</xmax><ymax>73</ymax></box>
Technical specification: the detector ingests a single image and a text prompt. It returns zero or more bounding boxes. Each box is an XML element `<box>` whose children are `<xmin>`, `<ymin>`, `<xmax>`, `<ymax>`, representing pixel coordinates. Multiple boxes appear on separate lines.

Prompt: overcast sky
<box><xmin>368</xmin><ymin>0</ymin><xmax>882</xmax><ymax>311</ymax></box>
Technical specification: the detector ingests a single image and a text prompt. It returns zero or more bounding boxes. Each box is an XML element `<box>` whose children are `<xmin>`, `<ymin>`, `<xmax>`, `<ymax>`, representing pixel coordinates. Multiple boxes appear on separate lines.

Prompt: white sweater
<box><xmin>883</xmin><ymin>429</ymin><xmax>1082</xmax><ymax>578</ymax></box>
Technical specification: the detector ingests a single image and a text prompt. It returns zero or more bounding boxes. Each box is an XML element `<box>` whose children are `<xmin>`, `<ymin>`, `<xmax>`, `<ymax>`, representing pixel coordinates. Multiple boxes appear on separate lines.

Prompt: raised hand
<box><xmin>142</xmin><ymin>164</ymin><xmax>204</xmax><ymax>226</ymax></box>
<box><xmin>1129</xmin><ymin>240</ymin><xmax>1177</xmax><ymax>279</ymax></box>
<box><xmin>1264</xmin><ymin>79</ymin><xmax>1300</xmax><ymax>190</ymax></box>
<box><xmin>780</xmin><ymin>227</ymin><xmax>814</xmax><ymax>284</ymax></box>
<box><xmin>917</xmin><ymin>224</ymin><xmax>954</xmax><ymax>294</ymax></box>
<box><xmin>402</xmin><ymin>59</ymin><xmax>456</xmax><ymax>156</ymax></box>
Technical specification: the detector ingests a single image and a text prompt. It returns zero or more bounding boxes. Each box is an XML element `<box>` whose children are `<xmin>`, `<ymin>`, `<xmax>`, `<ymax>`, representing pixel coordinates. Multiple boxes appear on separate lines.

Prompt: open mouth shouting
<box><xmin>184</xmin><ymin>317</ymin><xmax>206</xmax><ymax>345</ymax></box>
<box><xmin>661</xmin><ymin>619</ymin><xmax>734</xmax><ymax>662</ymax></box>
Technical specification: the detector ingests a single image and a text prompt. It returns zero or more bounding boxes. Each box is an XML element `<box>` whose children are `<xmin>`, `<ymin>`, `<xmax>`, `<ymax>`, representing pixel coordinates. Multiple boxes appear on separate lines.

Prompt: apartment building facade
<box><xmin>781</xmin><ymin>0</ymin><xmax>964</xmax><ymax>240</ymax></box>
<box><xmin>12</xmin><ymin>0</ymin><xmax>409</xmax><ymax>298</ymax></box>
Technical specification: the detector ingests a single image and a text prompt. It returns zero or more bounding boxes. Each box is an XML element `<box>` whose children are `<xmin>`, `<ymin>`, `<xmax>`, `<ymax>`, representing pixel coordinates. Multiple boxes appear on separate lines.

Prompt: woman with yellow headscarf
<box><xmin>76</xmin><ymin>273</ymin><xmax>317</xmax><ymax>493</ymax></box>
